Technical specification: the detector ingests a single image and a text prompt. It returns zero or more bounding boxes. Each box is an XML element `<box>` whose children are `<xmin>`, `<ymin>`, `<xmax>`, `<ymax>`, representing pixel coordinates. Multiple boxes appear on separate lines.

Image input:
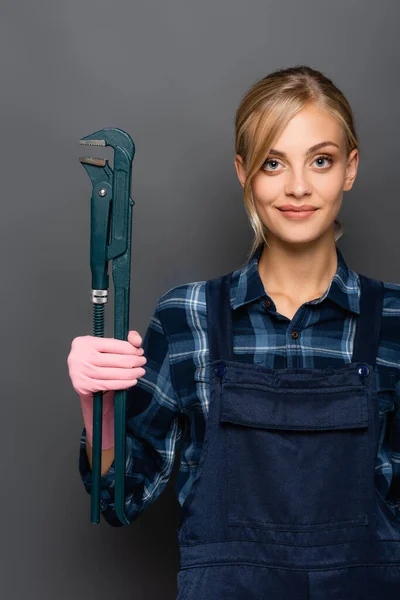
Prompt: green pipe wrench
<box><xmin>79</xmin><ymin>127</ymin><xmax>135</xmax><ymax>525</ymax></box>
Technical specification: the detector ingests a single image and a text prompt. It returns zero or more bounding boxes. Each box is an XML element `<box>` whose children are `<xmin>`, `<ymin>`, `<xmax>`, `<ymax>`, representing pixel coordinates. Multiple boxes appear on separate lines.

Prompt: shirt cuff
<box><xmin>79</xmin><ymin>427</ymin><xmax>123</xmax><ymax>523</ymax></box>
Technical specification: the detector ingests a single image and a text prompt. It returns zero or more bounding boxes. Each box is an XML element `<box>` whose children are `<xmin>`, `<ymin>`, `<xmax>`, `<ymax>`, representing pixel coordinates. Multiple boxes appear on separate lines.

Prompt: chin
<box><xmin>269</xmin><ymin>229</ymin><xmax>323</xmax><ymax>245</ymax></box>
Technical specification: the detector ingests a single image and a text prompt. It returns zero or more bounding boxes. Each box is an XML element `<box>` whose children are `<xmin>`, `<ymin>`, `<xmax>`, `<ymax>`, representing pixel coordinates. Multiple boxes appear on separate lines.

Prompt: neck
<box><xmin>257</xmin><ymin>233</ymin><xmax>338</xmax><ymax>304</ymax></box>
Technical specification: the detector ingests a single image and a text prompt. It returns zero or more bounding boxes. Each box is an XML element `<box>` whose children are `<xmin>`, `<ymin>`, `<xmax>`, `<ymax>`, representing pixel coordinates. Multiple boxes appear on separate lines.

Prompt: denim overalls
<box><xmin>176</xmin><ymin>271</ymin><xmax>400</xmax><ymax>599</ymax></box>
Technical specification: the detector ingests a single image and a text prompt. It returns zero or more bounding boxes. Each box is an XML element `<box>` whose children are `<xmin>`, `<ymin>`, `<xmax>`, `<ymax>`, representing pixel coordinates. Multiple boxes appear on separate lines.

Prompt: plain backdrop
<box><xmin>0</xmin><ymin>1</ymin><xmax>399</xmax><ymax>598</ymax></box>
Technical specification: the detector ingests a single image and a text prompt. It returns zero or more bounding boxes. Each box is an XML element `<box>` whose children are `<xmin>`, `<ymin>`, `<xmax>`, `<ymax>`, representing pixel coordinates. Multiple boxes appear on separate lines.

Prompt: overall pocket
<box><xmin>220</xmin><ymin>381</ymin><xmax>371</xmax><ymax>532</ymax></box>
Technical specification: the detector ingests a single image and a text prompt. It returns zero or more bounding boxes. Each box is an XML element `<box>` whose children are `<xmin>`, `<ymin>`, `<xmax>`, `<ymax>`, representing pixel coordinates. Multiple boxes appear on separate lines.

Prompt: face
<box><xmin>234</xmin><ymin>103</ymin><xmax>359</xmax><ymax>246</ymax></box>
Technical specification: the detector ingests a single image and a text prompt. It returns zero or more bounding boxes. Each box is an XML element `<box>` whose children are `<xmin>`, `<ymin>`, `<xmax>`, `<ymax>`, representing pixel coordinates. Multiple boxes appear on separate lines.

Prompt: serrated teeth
<box><xmin>79</xmin><ymin>156</ymin><xmax>107</xmax><ymax>166</ymax></box>
<box><xmin>79</xmin><ymin>139</ymin><xmax>106</xmax><ymax>146</ymax></box>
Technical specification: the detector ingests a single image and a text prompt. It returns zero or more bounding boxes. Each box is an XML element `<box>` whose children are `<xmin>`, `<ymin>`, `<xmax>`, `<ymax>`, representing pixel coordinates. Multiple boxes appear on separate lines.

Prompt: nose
<box><xmin>284</xmin><ymin>168</ymin><xmax>312</xmax><ymax>197</ymax></box>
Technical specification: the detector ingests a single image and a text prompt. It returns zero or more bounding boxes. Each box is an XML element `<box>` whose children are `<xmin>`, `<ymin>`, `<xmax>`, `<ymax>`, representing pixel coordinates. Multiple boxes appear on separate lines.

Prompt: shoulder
<box><xmin>381</xmin><ymin>279</ymin><xmax>400</xmax><ymax>310</ymax></box>
<box><xmin>380</xmin><ymin>279</ymin><xmax>400</xmax><ymax>336</ymax></box>
<box><xmin>157</xmin><ymin>280</ymin><xmax>207</xmax><ymax>311</ymax></box>
<box><xmin>156</xmin><ymin>267</ymin><xmax>237</xmax><ymax>315</ymax></box>
<box><xmin>374</xmin><ymin>280</ymin><xmax>400</xmax><ymax>367</ymax></box>
<box><xmin>359</xmin><ymin>274</ymin><xmax>400</xmax><ymax>313</ymax></box>
<box><xmin>155</xmin><ymin>280</ymin><xmax>208</xmax><ymax>336</ymax></box>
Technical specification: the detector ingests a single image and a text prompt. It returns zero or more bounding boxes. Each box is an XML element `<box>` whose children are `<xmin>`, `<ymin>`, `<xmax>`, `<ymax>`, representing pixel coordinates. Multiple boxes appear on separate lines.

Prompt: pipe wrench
<box><xmin>79</xmin><ymin>127</ymin><xmax>135</xmax><ymax>525</ymax></box>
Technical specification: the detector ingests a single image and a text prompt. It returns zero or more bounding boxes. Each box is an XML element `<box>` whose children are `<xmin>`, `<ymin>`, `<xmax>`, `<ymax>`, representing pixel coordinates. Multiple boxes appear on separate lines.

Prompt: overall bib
<box><xmin>176</xmin><ymin>272</ymin><xmax>400</xmax><ymax>599</ymax></box>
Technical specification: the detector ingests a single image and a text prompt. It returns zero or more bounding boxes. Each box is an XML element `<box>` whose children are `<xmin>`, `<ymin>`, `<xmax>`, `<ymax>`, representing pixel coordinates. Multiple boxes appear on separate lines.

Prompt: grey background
<box><xmin>1</xmin><ymin>0</ymin><xmax>399</xmax><ymax>598</ymax></box>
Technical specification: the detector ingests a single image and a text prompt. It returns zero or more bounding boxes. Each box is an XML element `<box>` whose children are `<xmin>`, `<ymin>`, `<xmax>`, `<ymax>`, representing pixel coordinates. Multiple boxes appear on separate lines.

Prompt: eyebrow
<box><xmin>268</xmin><ymin>141</ymin><xmax>340</xmax><ymax>158</ymax></box>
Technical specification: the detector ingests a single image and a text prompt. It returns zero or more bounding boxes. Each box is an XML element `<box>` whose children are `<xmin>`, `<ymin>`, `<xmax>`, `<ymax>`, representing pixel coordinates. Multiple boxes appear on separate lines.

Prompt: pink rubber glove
<box><xmin>67</xmin><ymin>330</ymin><xmax>147</xmax><ymax>449</ymax></box>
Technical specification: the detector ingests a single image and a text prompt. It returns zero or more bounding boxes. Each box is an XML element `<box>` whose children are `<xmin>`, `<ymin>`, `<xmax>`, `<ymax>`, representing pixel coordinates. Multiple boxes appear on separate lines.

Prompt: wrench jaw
<box><xmin>79</xmin><ymin>132</ymin><xmax>108</xmax><ymax>178</ymax></box>
<box><xmin>79</xmin><ymin>157</ymin><xmax>112</xmax><ymax>192</ymax></box>
<box><xmin>79</xmin><ymin>129</ymin><xmax>134</xmax><ymax>284</ymax></box>
<box><xmin>80</xmin><ymin>127</ymin><xmax>135</xmax><ymax>159</ymax></box>
<box><xmin>79</xmin><ymin>126</ymin><xmax>135</xmax><ymax>172</ymax></box>
<box><xmin>79</xmin><ymin>137</ymin><xmax>109</xmax><ymax>184</ymax></box>
<box><xmin>79</xmin><ymin>156</ymin><xmax>107</xmax><ymax>167</ymax></box>
<box><xmin>79</xmin><ymin>132</ymin><xmax>106</xmax><ymax>146</ymax></box>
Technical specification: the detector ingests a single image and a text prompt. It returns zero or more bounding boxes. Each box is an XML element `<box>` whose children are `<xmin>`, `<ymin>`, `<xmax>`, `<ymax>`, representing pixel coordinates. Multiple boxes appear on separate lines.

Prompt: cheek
<box><xmin>252</xmin><ymin>174</ymin><xmax>280</xmax><ymax>200</ymax></box>
<box><xmin>316</xmin><ymin>176</ymin><xmax>345</xmax><ymax>203</ymax></box>
<box><xmin>312</xmin><ymin>162</ymin><xmax>348</xmax><ymax>194</ymax></box>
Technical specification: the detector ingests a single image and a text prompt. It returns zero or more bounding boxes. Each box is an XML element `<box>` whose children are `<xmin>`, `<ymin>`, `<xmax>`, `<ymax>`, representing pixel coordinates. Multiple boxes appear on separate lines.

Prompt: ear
<box><xmin>343</xmin><ymin>148</ymin><xmax>359</xmax><ymax>192</ymax></box>
<box><xmin>234</xmin><ymin>154</ymin><xmax>246</xmax><ymax>188</ymax></box>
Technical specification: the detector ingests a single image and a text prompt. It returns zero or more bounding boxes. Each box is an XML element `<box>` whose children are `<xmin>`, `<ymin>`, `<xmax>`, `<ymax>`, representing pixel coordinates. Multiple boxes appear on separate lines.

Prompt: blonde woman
<box><xmin>68</xmin><ymin>65</ymin><xmax>400</xmax><ymax>598</ymax></box>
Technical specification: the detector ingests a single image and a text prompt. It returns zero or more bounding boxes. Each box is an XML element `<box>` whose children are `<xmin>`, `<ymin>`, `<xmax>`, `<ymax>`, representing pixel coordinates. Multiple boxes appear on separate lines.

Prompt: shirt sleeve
<box><xmin>78</xmin><ymin>294</ymin><xmax>184</xmax><ymax>527</ymax></box>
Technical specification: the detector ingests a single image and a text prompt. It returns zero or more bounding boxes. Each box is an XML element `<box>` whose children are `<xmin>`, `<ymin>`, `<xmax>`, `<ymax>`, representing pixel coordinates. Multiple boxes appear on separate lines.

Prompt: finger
<box><xmin>93</xmin><ymin>352</ymin><xmax>147</xmax><ymax>369</ymax></box>
<box><xmin>88</xmin><ymin>379</ymin><xmax>139</xmax><ymax>391</ymax></box>
<box><xmin>89</xmin><ymin>365</ymin><xmax>146</xmax><ymax>380</ymax></box>
<box><xmin>90</xmin><ymin>337</ymin><xmax>138</xmax><ymax>354</ymax></box>
<box><xmin>127</xmin><ymin>330</ymin><xmax>143</xmax><ymax>347</ymax></box>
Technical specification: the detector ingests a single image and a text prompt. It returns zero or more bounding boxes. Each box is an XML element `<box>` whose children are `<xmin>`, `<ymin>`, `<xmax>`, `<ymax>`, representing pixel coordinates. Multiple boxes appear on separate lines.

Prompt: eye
<box><xmin>261</xmin><ymin>154</ymin><xmax>334</xmax><ymax>172</ymax></box>
<box><xmin>262</xmin><ymin>158</ymin><xmax>281</xmax><ymax>171</ymax></box>
<box><xmin>313</xmin><ymin>154</ymin><xmax>333</xmax><ymax>168</ymax></box>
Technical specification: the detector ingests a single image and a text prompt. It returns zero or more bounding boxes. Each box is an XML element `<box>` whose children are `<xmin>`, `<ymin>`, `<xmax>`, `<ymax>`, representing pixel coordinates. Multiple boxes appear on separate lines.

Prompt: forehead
<box><xmin>250</xmin><ymin>104</ymin><xmax>345</xmax><ymax>151</ymax></box>
<box><xmin>278</xmin><ymin>105</ymin><xmax>343</xmax><ymax>145</ymax></box>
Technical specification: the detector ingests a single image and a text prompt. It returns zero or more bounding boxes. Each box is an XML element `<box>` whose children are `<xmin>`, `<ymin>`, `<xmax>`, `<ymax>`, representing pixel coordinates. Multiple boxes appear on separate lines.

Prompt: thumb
<box><xmin>127</xmin><ymin>330</ymin><xmax>143</xmax><ymax>346</ymax></box>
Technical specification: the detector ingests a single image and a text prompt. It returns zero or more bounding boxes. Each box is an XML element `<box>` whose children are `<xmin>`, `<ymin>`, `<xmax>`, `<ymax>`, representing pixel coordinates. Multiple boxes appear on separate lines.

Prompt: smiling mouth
<box><xmin>277</xmin><ymin>207</ymin><xmax>319</xmax><ymax>219</ymax></box>
<box><xmin>278</xmin><ymin>208</ymin><xmax>318</xmax><ymax>212</ymax></box>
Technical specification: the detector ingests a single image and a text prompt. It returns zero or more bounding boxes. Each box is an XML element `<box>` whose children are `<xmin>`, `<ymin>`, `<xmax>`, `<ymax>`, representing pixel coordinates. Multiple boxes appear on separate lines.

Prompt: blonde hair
<box><xmin>235</xmin><ymin>65</ymin><xmax>358</xmax><ymax>262</ymax></box>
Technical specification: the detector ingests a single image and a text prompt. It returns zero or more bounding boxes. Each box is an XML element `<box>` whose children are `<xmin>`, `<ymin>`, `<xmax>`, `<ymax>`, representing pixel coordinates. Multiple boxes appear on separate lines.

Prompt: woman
<box><xmin>68</xmin><ymin>65</ymin><xmax>400</xmax><ymax>598</ymax></box>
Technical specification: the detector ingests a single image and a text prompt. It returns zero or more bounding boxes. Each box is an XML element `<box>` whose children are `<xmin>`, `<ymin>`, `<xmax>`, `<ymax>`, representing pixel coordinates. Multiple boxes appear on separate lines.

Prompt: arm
<box><xmin>85</xmin><ymin>440</ymin><xmax>115</xmax><ymax>477</ymax></box>
<box><xmin>78</xmin><ymin>295</ymin><xmax>183</xmax><ymax>527</ymax></box>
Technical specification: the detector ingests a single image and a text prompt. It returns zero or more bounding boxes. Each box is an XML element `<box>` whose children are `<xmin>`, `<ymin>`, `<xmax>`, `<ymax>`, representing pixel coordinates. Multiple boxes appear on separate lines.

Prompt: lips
<box><xmin>278</xmin><ymin>206</ymin><xmax>317</xmax><ymax>212</ymax></box>
<box><xmin>277</xmin><ymin>206</ymin><xmax>319</xmax><ymax>220</ymax></box>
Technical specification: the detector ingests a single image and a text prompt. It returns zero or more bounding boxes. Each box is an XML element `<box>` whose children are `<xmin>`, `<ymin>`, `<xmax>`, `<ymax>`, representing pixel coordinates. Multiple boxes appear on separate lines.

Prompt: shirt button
<box><xmin>358</xmin><ymin>365</ymin><xmax>370</xmax><ymax>378</ymax></box>
<box><xmin>263</xmin><ymin>298</ymin><xmax>271</xmax><ymax>308</ymax></box>
<box><xmin>291</xmin><ymin>330</ymin><xmax>299</xmax><ymax>339</ymax></box>
<box><xmin>215</xmin><ymin>364</ymin><xmax>226</xmax><ymax>377</ymax></box>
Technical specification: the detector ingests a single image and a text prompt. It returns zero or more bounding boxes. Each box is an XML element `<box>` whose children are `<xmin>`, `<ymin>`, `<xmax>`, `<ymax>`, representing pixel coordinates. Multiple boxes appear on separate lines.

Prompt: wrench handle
<box><xmin>90</xmin><ymin>303</ymin><xmax>106</xmax><ymax>524</ymax></box>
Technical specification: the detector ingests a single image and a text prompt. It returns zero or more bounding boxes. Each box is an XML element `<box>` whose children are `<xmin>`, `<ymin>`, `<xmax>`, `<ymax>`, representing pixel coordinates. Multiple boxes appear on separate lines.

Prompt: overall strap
<box><xmin>352</xmin><ymin>274</ymin><xmax>384</xmax><ymax>368</ymax></box>
<box><xmin>206</xmin><ymin>273</ymin><xmax>234</xmax><ymax>364</ymax></box>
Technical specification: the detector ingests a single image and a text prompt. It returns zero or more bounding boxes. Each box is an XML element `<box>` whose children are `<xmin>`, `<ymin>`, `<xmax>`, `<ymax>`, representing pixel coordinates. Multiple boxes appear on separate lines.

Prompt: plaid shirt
<box><xmin>79</xmin><ymin>244</ymin><xmax>400</xmax><ymax>527</ymax></box>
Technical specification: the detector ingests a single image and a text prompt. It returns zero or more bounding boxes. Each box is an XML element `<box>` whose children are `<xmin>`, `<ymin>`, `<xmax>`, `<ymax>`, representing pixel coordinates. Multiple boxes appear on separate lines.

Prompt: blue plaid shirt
<box><xmin>79</xmin><ymin>244</ymin><xmax>400</xmax><ymax>527</ymax></box>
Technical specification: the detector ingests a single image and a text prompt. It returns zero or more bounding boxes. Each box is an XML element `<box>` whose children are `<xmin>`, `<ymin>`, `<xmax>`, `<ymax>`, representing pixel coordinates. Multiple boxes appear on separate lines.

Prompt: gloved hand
<box><xmin>67</xmin><ymin>330</ymin><xmax>147</xmax><ymax>448</ymax></box>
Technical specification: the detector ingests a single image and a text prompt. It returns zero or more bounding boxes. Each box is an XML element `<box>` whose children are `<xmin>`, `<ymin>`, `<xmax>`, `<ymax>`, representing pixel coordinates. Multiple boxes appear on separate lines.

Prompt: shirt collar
<box><xmin>231</xmin><ymin>244</ymin><xmax>360</xmax><ymax>315</ymax></box>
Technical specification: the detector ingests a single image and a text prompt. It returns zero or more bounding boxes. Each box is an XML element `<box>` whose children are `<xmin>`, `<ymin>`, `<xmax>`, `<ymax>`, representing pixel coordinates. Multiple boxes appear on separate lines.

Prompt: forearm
<box><xmin>85</xmin><ymin>439</ymin><xmax>115</xmax><ymax>476</ymax></box>
<box><xmin>81</xmin><ymin>390</ymin><xmax>115</xmax><ymax>476</ymax></box>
